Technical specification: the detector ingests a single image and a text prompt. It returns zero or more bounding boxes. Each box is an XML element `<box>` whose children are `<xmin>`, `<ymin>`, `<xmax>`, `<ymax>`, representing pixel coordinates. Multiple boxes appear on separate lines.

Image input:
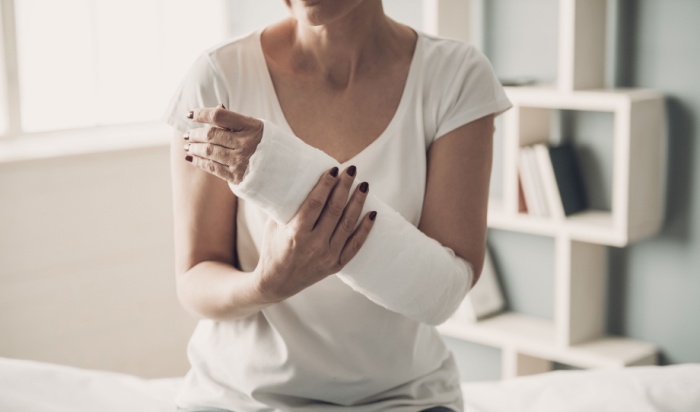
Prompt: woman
<box><xmin>164</xmin><ymin>1</ymin><xmax>511</xmax><ymax>411</ymax></box>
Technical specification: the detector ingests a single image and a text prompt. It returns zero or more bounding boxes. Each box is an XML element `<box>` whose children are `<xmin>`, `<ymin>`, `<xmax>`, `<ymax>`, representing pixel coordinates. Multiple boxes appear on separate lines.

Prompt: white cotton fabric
<box><xmin>163</xmin><ymin>29</ymin><xmax>511</xmax><ymax>412</ymax></box>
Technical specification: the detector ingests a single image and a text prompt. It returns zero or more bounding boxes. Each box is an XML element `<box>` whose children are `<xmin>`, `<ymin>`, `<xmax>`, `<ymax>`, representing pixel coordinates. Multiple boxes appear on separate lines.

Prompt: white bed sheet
<box><xmin>0</xmin><ymin>357</ymin><xmax>180</xmax><ymax>412</ymax></box>
<box><xmin>461</xmin><ymin>364</ymin><xmax>700</xmax><ymax>412</ymax></box>
<box><xmin>1</xmin><ymin>356</ymin><xmax>699</xmax><ymax>412</ymax></box>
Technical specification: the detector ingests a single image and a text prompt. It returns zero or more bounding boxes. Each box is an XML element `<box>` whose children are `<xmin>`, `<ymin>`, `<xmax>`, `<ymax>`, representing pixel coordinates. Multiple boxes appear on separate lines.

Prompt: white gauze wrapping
<box><xmin>229</xmin><ymin>121</ymin><xmax>473</xmax><ymax>325</ymax></box>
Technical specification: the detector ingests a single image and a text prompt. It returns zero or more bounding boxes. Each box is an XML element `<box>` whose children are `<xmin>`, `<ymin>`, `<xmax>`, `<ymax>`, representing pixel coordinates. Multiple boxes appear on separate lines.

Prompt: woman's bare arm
<box><xmin>170</xmin><ymin>128</ymin><xmax>271</xmax><ymax>320</ymax></box>
<box><xmin>172</xmin><ymin>124</ymin><xmax>374</xmax><ymax>320</ymax></box>
<box><xmin>419</xmin><ymin>114</ymin><xmax>495</xmax><ymax>286</ymax></box>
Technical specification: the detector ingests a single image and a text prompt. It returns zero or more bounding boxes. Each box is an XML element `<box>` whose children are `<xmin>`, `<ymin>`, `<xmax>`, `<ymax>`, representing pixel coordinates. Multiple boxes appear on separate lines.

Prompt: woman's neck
<box><xmin>279</xmin><ymin>2</ymin><xmax>412</xmax><ymax>88</ymax></box>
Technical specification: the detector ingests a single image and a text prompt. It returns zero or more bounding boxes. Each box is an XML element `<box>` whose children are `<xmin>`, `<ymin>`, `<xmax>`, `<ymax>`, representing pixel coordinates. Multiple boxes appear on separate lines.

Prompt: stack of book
<box><xmin>518</xmin><ymin>143</ymin><xmax>588</xmax><ymax>218</ymax></box>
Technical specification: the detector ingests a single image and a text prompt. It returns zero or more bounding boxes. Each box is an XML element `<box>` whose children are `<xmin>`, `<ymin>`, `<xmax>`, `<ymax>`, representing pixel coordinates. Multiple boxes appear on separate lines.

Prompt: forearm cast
<box><xmin>229</xmin><ymin>121</ymin><xmax>473</xmax><ymax>325</ymax></box>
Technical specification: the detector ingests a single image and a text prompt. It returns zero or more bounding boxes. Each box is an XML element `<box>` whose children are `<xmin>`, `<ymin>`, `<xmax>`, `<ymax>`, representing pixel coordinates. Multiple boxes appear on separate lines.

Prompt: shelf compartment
<box><xmin>438</xmin><ymin>312</ymin><xmax>657</xmax><ymax>370</ymax></box>
<box><xmin>499</xmin><ymin>88</ymin><xmax>666</xmax><ymax>247</ymax></box>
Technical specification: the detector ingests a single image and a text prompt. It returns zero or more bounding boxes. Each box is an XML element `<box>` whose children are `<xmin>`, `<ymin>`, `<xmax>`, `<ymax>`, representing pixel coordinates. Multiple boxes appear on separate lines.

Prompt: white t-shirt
<box><xmin>164</xmin><ymin>29</ymin><xmax>511</xmax><ymax>412</ymax></box>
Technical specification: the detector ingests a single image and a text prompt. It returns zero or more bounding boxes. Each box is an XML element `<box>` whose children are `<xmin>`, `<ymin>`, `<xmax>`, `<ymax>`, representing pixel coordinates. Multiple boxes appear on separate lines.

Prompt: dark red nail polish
<box><xmin>183</xmin><ymin>132</ymin><xmax>189</xmax><ymax>140</ymax></box>
<box><xmin>347</xmin><ymin>165</ymin><xmax>356</xmax><ymax>176</ymax></box>
<box><xmin>359</xmin><ymin>182</ymin><xmax>369</xmax><ymax>193</ymax></box>
<box><xmin>330</xmin><ymin>167</ymin><xmax>339</xmax><ymax>177</ymax></box>
<box><xmin>369</xmin><ymin>211</ymin><xmax>377</xmax><ymax>221</ymax></box>
<box><xmin>186</xmin><ymin>111</ymin><xmax>194</xmax><ymax>119</ymax></box>
<box><xmin>185</xmin><ymin>155</ymin><xmax>193</xmax><ymax>162</ymax></box>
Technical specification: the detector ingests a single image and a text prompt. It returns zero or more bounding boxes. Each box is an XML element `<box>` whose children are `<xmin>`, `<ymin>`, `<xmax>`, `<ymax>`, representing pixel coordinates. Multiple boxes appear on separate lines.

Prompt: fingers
<box><xmin>185</xmin><ymin>139</ymin><xmax>235</xmax><ymax>165</ymax></box>
<box><xmin>329</xmin><ymin>179</ymin><xmax>369</xmax><ymax>251</ymax></box>
<box><xmin>189</xmin><ymin>106</ymin><xmax>259</xmax><ymax>132</ymax></box>
<box><xmin>185</xmin><ymin>126</ymin><xmax>241</xmax><ymax>148</ymax></box>
<box><xmin>338</xmin><ymin>211</ymin><xmax>377</xmax><ymax>267</ymax></box>
<box><xmin>184</xmin><ymin>154</ymin><xmax>234</xmax><ymax>182</ymax></box>
<box><xmin>291</xmin><ymin>167</ymin><xmax>341</xmax><ymax>232</ymax></box>
<box><xmin>314</xmin><ymin>165</ymin><xmax>358</xmax><ymax>234</ymax></box>
<box><xmin>182</xmin><ymin>106</ymin><xmax>264</xmax><ymax>184</ymax></box>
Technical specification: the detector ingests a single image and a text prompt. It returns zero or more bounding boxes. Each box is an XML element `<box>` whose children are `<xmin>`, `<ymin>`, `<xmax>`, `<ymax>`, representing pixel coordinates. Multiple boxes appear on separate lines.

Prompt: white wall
<box><xmin>0</xmin><ymin>145</ymin><xmax>195</xmax><ymax>378</ymax></box>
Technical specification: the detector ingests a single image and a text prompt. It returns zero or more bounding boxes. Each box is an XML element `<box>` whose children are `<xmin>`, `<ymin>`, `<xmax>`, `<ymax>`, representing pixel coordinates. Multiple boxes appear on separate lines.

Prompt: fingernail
<box><xmin>186</xmin><ymin>111</ymin><xmax>194</xmax><ymax>119</ymax></box>
<box><xmin>183</xmin><ymin>132</ymin><xmax>189</xmax><ymax>140</ymax></box>
<box><xmin>218</xmin><ymin>103</ymin><xmax>226</xmax><ymax>109</ymax></box>
<box><xmin>359</xmin><ymin>182</ymin><xmax>369</xmax><ymax>193</ymax></box>
<box><xmin>185</xmin><ymin>155</ymin><xmax>193</xmax><ymax>162</ymax></box>
<box><xmin>184</xmin><ymin>143</ymin><xmax>191</xmax><ymax>151</ymax></box>
<box><xmin>330</xmin><ymin>167</ymin><xmax>339</xmax><ymax>177</ymax></box>
<box><xmin>369</xmin><ymin>211</ymin><xmax>377</xmax><ymax>221</ymax></box>
<box><xmin>347</xmin><ymin>165</ymin><xmax>356</xmax><ymax>176</ymax></box>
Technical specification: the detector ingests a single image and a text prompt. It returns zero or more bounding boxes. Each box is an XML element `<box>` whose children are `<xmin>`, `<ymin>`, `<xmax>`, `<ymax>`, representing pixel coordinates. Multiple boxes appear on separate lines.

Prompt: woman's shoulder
<box><xmin>416</xmin><ymin>31</ymin><xmax>488</xmax><ymax>73</ymax></box>
<box><xmin>414</xmin><ymin>31</ymin><xmax>510</xmax><ymax>142</ymax></box>
<box><xmin>166</xmin><ymin>31</ymin><xmax>266</xmax><ymax>127</ymax></box>
<box><xmin>195</xmin><ymin>31</ymin><xmax>262</xmax><ymax>70</ymax></box>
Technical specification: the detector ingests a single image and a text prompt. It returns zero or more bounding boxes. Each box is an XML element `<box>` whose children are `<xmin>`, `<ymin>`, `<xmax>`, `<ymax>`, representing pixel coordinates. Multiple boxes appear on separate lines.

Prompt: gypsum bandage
<box><xmin>229</xmin><ymin>121</ymin><xmax>473</xmax><ymax>325</ymax></box>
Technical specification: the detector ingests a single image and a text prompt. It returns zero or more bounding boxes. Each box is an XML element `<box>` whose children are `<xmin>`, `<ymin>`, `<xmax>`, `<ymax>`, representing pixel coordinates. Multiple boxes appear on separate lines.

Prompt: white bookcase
<box><xmin>426</xmin><ymin>0</ymin><xmax>667</xmax><ymax>378</ymax></box>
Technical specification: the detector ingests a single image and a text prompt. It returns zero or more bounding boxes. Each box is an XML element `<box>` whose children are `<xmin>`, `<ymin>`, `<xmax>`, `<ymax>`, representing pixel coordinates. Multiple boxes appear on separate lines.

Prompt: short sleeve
<box><xmin>161</xmin><ymin>53</ymin><xmax>230</xmax><ymax>133</ymax></box>
<box><xmin>433</xmin><ymin>45</ymin><xmax>512</xmax><ymax>141</ymax></box>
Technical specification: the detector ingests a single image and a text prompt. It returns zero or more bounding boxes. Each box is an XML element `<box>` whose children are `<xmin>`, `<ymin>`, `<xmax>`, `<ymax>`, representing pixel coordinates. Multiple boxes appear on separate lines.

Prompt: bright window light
<box><xmin>229</xmin><ymin>0</ymin><xmax>289</xmax><ymax>37</ymax></box>
<box><xmin>0</xmin><ymin>38</ymin><xmax>7</xmax><ymax>135</ymax></box>
<box><xmin>13</xmin><ymin>0</ymin><xmax>227</xmax><ymax>133</ymax></box>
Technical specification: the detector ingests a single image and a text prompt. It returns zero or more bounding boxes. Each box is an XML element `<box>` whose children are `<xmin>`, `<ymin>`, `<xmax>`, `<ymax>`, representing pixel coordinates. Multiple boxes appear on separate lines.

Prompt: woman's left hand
<box><xmin>183</xmin><ymin>105</ymin><xmax>263</xmax><ymax>185</ymax></box>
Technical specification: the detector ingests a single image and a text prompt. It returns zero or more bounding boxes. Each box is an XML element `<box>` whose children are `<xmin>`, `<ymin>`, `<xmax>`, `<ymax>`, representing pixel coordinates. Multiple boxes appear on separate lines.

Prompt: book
<box><xmin>533</xmin><ymin>143</ymin><xmax>565</xmax><ymax>220</ymax></box>
<box><xmin>518</xmin><ymin>174</ymin><xmax>528</xmax><ymax>213</ymax></box>
<box><xmin>458</xmin><ymin>249</ymin><xmax>506</xmax><ymax>322</ymax></box>
<box><xmin>519</xmin><ymin>146</ymin><xmax>549</xmax><ymax>217</ymax></box>
<box><xmin>548</xmin><ymin>143</ymin><xmax>588</xmax><ymax>216</ymax></box>
<box><xmin>518</xmin><ymin>148</ymin><xmax>537</xmax><ymax>215</ymax></box>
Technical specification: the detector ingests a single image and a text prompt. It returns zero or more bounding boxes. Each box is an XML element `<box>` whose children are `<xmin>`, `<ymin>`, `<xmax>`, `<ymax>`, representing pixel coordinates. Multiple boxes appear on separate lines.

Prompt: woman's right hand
<box><xmin>253</xmin><ymin>165</ymin><xmax>377</xmax><ymax>302</ymax></box>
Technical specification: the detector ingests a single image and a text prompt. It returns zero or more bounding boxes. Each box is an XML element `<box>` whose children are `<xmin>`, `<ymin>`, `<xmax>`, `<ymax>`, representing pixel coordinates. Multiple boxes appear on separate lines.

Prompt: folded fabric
<box><xmin>229</xmin><ymin>121</ymin><xmax>473</xmax><ymax>325</ymax></box>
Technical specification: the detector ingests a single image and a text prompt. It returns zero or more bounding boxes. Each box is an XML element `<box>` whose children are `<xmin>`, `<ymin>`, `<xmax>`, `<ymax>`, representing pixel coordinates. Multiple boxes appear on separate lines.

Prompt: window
<box><xmin>0</xmin><ymin>2</ymin><xmax>10</xmax><ymax>136</ymax></box>
<box><xmin>1</xmin><ymin>0</ymin><xmax>228</xmax><ymax>137</ymax></box>
<box><xmin>0</xmin><ymin>42</ymin><xmax>7</xmax><ymax>136</ymax></box>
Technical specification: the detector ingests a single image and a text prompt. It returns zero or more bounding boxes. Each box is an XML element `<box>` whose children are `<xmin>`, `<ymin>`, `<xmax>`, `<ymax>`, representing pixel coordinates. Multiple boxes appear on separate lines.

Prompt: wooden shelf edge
<box><xmin>438</xmin><ymin>312</ymin><xmax>657</xmax><ymax>370</ymax></box>
<box><xmin>487</xmin><ymin>208</ymin><xmax>628</xmax><ymax>246</ymax></box>
<box><xmin>487</xmin><ymin>210</ymin><xmax>663</xmax><ymax>247</ymax></box>
<box><xmin>504</xmin><ymin>86</ymin><xmax>665</xmax><ymax>108</ymax></box>
<box><xmin>438</xmin><ymin>312</ymin><xmax>555</xmax><ymax>348</ymax></box>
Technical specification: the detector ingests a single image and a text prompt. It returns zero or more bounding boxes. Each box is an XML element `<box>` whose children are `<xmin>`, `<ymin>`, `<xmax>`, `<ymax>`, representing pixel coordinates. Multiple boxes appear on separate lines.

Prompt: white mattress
<box><xmin>0</xmin><ymin>357</ymin><xmax>180</xmax><ymax>412</ymax></box>
<box><xmin>460</xmin><ymin>364</ymin><xmax>700</xmax><ymax>412</ymax></box>
<box><xmin>1</xmin><ymin>357</ymin><xmax>699</xmax><ymax>412</ymax></box>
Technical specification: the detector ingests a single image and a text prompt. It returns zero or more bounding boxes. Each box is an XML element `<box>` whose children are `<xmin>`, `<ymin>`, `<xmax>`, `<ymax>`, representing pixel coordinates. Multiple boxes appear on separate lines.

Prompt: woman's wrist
<box><xmin>250</xmin><ymin>264</ymin><xmax>287</xmax><ymax>306</ymax></box>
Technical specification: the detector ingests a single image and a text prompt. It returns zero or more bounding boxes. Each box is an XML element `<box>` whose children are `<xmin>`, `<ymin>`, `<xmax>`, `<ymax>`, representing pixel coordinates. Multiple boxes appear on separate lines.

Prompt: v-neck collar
<box><xmin>254</xmin><ymin>29</ymin><xmax>423</xmax><ymax>167</ymax></box>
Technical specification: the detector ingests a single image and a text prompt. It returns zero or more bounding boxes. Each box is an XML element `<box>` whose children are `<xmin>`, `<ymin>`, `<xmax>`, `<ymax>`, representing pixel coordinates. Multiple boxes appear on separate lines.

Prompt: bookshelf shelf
<box><xmin>439</xmin><ymin>312</ymin><xmax>556</xmax><ymax>349</ymax></box>
<box><xmin>504</xmin><ymin>86</ymin><xmax>664</xmax><ymax>111</ymax></box>
<box><xmin>438</xmin><ymin>313</ymin><xmax>657</xmax><ymax>370</ymax></box>
<box><xmin>489</xmin><ymin>208</ymin><xmax>623</xmax><ymax>246</ymax></box>
<box><xmin>430</xmin><ymin>0</ymin><xmax>666</xmax><ymax>379</ymax></box>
